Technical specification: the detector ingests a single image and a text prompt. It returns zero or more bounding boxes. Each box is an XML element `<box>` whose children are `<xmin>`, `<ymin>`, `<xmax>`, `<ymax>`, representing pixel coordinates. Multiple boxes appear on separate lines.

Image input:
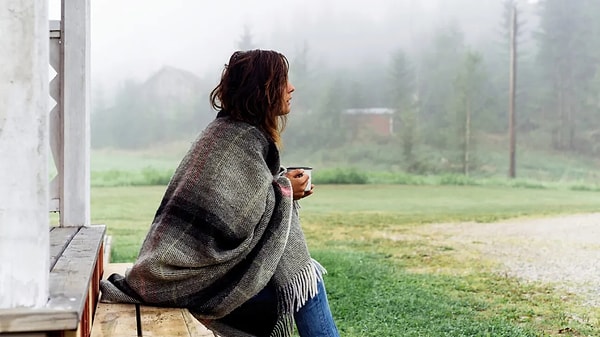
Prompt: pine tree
<box><xmin>237</xmin><ymin>25</ymin><xmax>256</xmax><ymax>51</ymax></box>
<box><xmin>453</xmin><ymin>50</ymin><xmax>484</xmax><ymax>176</ymax></box>
<box><xmin>417</xmin><ymin>22</ymin><xmax>466</xmax><ymax>148</ymax></box>
<box><xmin>536</xmin><ymin>0</ymin><xmax>594</xmax><ymax>151</ymax></box>
<box><xmin>388</xmin><ymin>49</ymin><xmax>417</xmax><ymax>161</ymax></box>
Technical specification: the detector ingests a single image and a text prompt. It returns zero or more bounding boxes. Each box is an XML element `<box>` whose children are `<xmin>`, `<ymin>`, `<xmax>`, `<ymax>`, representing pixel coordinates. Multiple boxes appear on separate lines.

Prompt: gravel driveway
<box><xmin>412</xmin><ymin>213</ymin><xmax>600</xmax><ymax>307</ymax></box>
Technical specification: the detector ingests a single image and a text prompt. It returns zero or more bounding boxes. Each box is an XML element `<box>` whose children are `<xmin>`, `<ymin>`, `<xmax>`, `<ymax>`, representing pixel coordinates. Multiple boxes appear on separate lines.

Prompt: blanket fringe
<box><xmin>271</xmin><ymin>259</ymin><xmax>327</xmax><ymax>337</ymax></box>
<box><xmin>270</xmin><ymin>314</ymin><xmax>294</xmax><ymax>337</ymax></box>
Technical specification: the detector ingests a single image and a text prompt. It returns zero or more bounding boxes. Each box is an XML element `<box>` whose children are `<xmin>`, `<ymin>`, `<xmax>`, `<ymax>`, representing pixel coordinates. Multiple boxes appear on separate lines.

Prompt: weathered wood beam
<box><xmin>60</xmin><ymin>0</ymin><xmax>91</xmax><ymax>226</ymax></box>
<box><xmin>0</xmin><ymin>226</ymin><xmax>106</xmax><ymax>334</ymax></box>
<box><xmin>49</xmin><ymin>19</ymin><xmax>62</xmax><ymax>214</ymax></box>
<box><xmin>0</xmin><ymin>0</ymin><xmax>50</xmax><ymax>309</ymax></box>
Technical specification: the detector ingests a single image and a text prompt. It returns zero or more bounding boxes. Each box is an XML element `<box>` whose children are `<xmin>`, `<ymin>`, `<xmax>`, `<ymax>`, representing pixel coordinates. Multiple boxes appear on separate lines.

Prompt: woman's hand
<box><xmin>285</xmin><ymin>169</ymin><xmax>314</xmax><ymax>200</ymax></box>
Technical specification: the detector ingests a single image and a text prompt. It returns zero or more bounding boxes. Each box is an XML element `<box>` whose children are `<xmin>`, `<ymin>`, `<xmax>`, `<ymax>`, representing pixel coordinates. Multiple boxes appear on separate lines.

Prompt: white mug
<box><xmin>286</xmin><ymin>166</ymin><xmax>312</xmax><ymax>192</ymax></box>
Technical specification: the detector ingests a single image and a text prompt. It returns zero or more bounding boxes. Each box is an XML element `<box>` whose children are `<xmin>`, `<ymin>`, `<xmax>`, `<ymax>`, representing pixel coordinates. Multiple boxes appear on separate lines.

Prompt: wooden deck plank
<box><xmin>0</xmin><ymin>225</ymin><xmax>106</xmax><ymax>334</ymax></box>
<box><xmin>93</xmin><ymin>263</ymin><xmax>214</xmax><ymax>337</ymax></box>
<box><xmin>49</xmin><ymin>226</ymin><xmax>80</xmax><ymax>270</ymax></box>
<box><xmin>0</xmin><ymin>308</ymin><xmax>78</xmax><ymax>333</ymax></box>
<box><xmin>47</xmin><ymin>226</ymin><xmax>106</xmax><ymax>328</ymax></box>
<box><xmin>139</xmin><ymin>306</ymin><xmax>193</xmax><ymax>336</ymax></box>
<box><xmin>183</xmin><ymin>310</ymin><xmax>215</xmax><ymax>337</ymax></box>
<box><xmin>91</xmin><ymin>263</ymin><xmax>141</xmax><ymax>337</ymax></box>
<box><xmin>90</xmin><ymin>304</ymin><xmax>139</xmax><ymax>337</ymax></box>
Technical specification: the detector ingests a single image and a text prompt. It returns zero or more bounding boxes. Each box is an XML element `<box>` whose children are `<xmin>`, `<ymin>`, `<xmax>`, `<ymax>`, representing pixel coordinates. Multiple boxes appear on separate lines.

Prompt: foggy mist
<box><xmin>50</xmin><ymin>0</ymin><xmax>599</xmax><ymax>182</ymax></box>
<box><xmin>49</xmin><ymin>0</ymin><xmax>513</xmax><ymax>87</ymax></box>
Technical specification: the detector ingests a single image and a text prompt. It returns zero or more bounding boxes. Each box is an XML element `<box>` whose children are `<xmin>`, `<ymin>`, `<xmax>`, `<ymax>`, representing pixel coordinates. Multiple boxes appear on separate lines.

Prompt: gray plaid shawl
<box><xmin>100</xmin><ymin>116</ymin><xmax>324</xmax><ymax>337</ymax></box>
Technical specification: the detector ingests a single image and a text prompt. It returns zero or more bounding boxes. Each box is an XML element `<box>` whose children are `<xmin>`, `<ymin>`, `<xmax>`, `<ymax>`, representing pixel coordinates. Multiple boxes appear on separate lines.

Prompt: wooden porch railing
<box><xmin>0</xmin><ymin>226</ymin><xmax>105</xmax><ymax>337</ymax></box>
<box><xmin>0</xmin><ymin>0</ymin><xmax>101</xmax><ymax>335</ymax></box>
<box><xmin>48</xmin><ymin>0</ymin><xmax>91</xmax><ymax>228</ymax></box>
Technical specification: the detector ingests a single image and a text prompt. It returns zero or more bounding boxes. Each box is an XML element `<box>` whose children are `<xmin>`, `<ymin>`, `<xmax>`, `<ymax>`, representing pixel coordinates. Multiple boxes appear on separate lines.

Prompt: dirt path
<box><xmin>410</xmin><ymin>213</ymin><xmax>600</xmax><ymax>307</ymax></box>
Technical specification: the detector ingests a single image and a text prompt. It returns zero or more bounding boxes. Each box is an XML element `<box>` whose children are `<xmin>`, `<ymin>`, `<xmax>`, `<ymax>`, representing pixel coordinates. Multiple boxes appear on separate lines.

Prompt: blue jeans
<box><xmin>294</xmin><ymin>280</ymin><xmax>340</xmax><ymax>337</ymax></box>
<box><xmin>218</xmin><ymin>280</ymin><xmax>340</xmax><ymax>337</ymax></box>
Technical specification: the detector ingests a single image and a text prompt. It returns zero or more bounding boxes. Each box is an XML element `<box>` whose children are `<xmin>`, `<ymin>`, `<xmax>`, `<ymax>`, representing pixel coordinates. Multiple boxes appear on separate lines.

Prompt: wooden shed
<box><xmin>343</xmin><ymin>107</ymin><xmax>396</xmax><ymax>138</ymax></box>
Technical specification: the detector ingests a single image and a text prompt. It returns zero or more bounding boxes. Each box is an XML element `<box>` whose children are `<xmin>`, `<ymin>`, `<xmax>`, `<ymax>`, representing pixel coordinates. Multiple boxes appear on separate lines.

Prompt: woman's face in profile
<box><xmin>281</xmin><ymin>80</ymin><xmax>295</xmax><ymax>115</ymax></box>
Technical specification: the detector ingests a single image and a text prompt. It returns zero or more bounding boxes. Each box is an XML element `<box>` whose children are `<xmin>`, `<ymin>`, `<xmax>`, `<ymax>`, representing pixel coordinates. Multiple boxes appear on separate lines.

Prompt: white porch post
<box><xmin>0</xmin><ymin>0</ymin><xmax>50</xmax><ymax>308</ymax></box>
<box><xmin>61</xmin><ymin>0</ymin><xmax>91</xmax><ymax>226</ymax></box>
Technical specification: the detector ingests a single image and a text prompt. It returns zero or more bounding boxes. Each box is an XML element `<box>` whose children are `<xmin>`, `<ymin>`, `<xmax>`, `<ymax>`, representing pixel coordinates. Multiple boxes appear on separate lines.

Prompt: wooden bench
<box><xmin>91</xmin><ymin>263</ymin><xmax>215</xmax><ymax>337</ymax></box>
<box><xmin>0</xmin><ymin>225</ymin><xmax>105</xmax><ymax>337</ymax></box>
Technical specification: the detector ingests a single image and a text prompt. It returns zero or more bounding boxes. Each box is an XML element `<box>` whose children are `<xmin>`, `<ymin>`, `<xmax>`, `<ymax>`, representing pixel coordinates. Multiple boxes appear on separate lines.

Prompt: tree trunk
<box><xmin>508</xmin><ymin>3</ymin><xmax>517</xmax><ymax>178</ymax></box>
<box><xmin>464</xmin><ymin>97</ymin><xmax>471</xmax><ymax>176</ymax></box>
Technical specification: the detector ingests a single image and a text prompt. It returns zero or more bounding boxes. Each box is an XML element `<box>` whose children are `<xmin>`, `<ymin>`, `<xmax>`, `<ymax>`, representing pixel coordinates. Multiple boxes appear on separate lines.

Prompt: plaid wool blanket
<box><xmin>100</xmin><ymin>115</ymin><xmax>324</xmax><ymax>337</ymax></box>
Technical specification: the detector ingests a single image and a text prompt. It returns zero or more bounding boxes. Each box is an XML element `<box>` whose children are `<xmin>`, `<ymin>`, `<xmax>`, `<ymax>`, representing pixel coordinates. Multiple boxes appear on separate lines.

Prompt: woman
<box><xmin>100</xmin><ymin>50</ymin><xmax>340</xmax><ymax>337</ymax></box>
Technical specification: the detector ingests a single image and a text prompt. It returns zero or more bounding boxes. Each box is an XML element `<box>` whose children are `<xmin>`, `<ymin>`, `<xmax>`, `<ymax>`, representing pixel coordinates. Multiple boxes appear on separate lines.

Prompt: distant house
<box><xmin>343</xmin><ymin>107</ymin><xmax>395</xmax><ymax>138</ymax></box>
<box><xmin>140</xmin><ymin>66</ymin><xmax>207</xmax><ymax>109</ymax></box>
<box><xmin>139</xmin><ymin>66</ymin><xmax>215</xmax><ymax>135</ymax></box>
<box><xmin>92</xmin><ymin>66</ymin><xmax>213</xmax><ymax>148</ymax></box>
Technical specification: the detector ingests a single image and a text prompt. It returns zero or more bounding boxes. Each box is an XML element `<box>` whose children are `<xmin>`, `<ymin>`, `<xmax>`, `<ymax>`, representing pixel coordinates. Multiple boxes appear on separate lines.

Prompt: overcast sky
<box><xmin>48</xmin><ymin>0</ymin><xmax>538</xmax><ymax>91</ymax></box>
<box><xmin>47</xmin><ymin>1</ymin><xmax>448</xmax><ymax>86</ymax></box>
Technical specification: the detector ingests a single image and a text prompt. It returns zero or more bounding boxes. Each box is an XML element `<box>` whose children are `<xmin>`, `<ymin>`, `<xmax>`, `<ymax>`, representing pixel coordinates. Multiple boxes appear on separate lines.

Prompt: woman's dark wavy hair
<box><xmin>210</xmin><ymin>49</ymin><xmax>289</xmax><ymax>146</ymax></box>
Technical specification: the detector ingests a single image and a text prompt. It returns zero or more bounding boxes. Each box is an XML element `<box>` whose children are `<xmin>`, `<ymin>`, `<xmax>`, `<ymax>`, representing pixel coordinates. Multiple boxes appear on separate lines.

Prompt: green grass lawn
<box><xmin>92</xmin><ymin>184</ymin><xmax>600</xmax><ymax>336</ymax></box>
<box><xmin>300</xmin><ymin>184</ymin><xmax>600</xmax><ymax>222</ymax></box>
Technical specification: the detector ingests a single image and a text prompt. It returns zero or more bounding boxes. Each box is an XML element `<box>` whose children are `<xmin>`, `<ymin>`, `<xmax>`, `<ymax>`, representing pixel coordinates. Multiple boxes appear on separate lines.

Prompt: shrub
<box><xmin>508</xmin><ymin>180</ymin><xmax>546</xmax><ymax>189</ymax></box>
<box><xmin>384</xmin><ymin>172</ymin><xmax>428</xmax><ymax>185</ymax></box>
<box><xmin>141</xmin><ymin>167</ymin><xmax>174</xmax><ymax>186</ymax></box>
<box><xmin>312</xmin><ymin>168</ymin><xmax>369</xmax><ymax>184</ymax></box>
<box><xmin>570</xmin><ymin>184</ymin><xmax>600</xmax><ymax>192</ymax></box>
<box><xmin>91</xmin><ymin>170</ymin><xmax>138</xmax><ymax>187</ymax></box>
<box><xmin>92</xmin><ymin>167</ymin><xmax>174</xmax><ymax>187</ymax></box>
<box><xmin>438</xmin><ymin>174</ymin><xmax>478</xmax><ymax>186</ymax></box>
